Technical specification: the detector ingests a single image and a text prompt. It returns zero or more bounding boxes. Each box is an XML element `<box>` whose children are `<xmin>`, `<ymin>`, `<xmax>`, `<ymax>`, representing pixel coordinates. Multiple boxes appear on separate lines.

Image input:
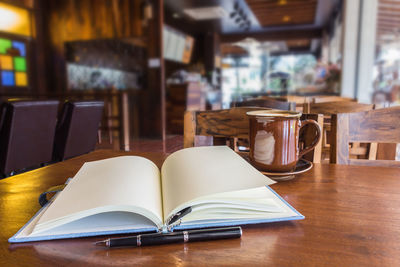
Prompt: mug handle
<box><xmin>298</xmin><ymin>119</ymin><xmax>322</xmax><ymax>157</ymax></box>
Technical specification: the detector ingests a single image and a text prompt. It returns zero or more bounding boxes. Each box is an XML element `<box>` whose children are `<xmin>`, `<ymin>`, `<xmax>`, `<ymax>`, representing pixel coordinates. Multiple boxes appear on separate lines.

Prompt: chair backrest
<box><xmin>184</xmin><ymin>107</ymin><xmax>323</xmax><ymax>163</ymax></box>
<box><xmin>184</xmin><ymin>107</ymin><xmax>271</xmax><ymax>148</ymax></box>
<box><xmin>278</xmin><ymin>95</ymin><xmax>308</xmax><ymax>104</ymax></box>
<box><xmin>304</xmin><ymin>101</ymin><xmax>374</xmax><ymax>115</ymax></box>
<box><xmin>310</xmin><ymin>96</ymin><xmax>355</xmax><ymax>103</ymax></box>
<box><xmin>330</xmin><ymin>106</ymin><xmax>400</xmax><ymax>167</ymax></box>
<box><xmin>234</xmin><ymin>98</ymin><xmax>296</xmax><ymax>111</ymax></box>
<box><xmin>0</xmin><ymin>100</ymin><xmax>59</xmax><ymax>175</ymax></box>
<box><xmin>53</xmin><ymin>101</ymin><xmax>104</xmax><ymax>161</ymax></box>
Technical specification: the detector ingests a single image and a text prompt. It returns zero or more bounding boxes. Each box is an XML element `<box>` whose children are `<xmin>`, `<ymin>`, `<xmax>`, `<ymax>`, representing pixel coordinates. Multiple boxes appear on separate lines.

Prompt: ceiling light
<box><xmin>279</xmin><ymin>0</ymin><xmax>287</xmax><ymax>5</ymax></box>
<box><xmin>282</xmin><ymin>15</ymin><xmax>291</xmax><ymax>22</ymax></box>
<box><xmin>183</xmin><ymin>6</ymin><xmax>227</xmax><ymax>20</ymax></box>
<box><xmin>0</xmin><ymin>3</ymin><xmax>31</xmax><ymax>36</ymax></box>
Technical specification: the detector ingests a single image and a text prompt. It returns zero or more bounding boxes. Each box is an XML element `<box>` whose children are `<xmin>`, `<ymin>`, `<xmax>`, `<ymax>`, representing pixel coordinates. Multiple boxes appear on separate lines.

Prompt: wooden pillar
<box><xmin>31</xmin><ymin>0</ymin><xmax>44</xmax><ymax>93</ymax></box>
<box><xmin>142</xmin><ymin>0</ymin><xmax>165</xmax><ymax>143</ymax></box>
<box><xmin>204</xmin><ymin>32</ymin><xmax>220</xmax><ymax>82</ymax></box>
<box><xmin>119</xmin><ymin>92</ymin><xmax>130</xmax><ymax>151</ymax></box>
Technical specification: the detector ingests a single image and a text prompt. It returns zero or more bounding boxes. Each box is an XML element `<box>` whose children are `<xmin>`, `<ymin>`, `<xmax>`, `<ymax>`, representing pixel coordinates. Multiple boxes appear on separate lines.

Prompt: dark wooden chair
<box><xmin>233</xmin><ymin>98</ymin><xmax>296</xmax><ymax>111</ymax></box>
<box><xmin>184</xmin><ymin>107</ymin><xmax>323</xmax><ymax>163</ymax></box>
<box><xmin>0</xmin><ymin>100</ymin><xmax>59</xmax><ymax>176</ymax></box>
<box><xmin>330</xmin><ymin>106</ymin><xmax>400</xmax><ymax>167</ymax></box>
<box><xmin>53</xmin><ymin>101</ymin><xmax>104</xmax><ymax>161</ymax></box>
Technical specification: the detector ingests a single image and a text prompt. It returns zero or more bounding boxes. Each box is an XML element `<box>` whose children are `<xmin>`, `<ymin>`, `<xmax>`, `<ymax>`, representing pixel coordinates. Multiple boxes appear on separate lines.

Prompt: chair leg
<box><xmin>107</xmin><ymin>102</ymin><xmax>113</xmax><ymax>144</ymax></box>
<box><xmin>369</xmin><ymin>143</ymin><xmax>378</xmax><ymax>160</ymax></box>
<box><xmin>233</xmin><ymin>138</ymin><xmax>239</xmax><ymax>152</ymax></box>
<box><xmin>97</xmin><ymin>129</ymin><xmax>102</xmax><ymax>144</ymax></box>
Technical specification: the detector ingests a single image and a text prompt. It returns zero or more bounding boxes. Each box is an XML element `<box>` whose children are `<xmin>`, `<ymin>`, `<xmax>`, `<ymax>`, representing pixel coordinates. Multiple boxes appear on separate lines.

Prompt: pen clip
<box><xmin>161</xmin><ymin>206</ymin><xmax>192</xmax><ymax>233</ymax></box>
<box><xmin>168</xmin><ymin>206</ymin><xmax>192</xmax><ymax>226</ymax></box>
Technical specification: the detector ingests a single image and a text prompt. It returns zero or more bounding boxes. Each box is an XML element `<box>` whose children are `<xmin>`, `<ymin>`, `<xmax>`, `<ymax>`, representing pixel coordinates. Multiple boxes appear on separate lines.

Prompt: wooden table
<box><xmin>1</xmin><ymin>150</ymin><xmax>400</xmax><ymax>266</ymax></box>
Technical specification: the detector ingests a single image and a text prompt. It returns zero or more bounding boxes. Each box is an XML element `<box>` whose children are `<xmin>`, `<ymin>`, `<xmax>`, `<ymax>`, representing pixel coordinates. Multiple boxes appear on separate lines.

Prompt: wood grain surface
<box><xmin>305</xmin><ymin>101</ymin><xmax>374</xmax><ymax>115</ymax></box>
<box><xmin>331</xmin><ymin>106</ymin><xmax>400</xmax><ymax>167</ymax></box>
<box><xmin>300</xmin><ymin>113</ymin><xmax>323</xmax><ymax>163</ymax></box>
<box><xmin>184</xmin><ymin>107</ymin><xmax>271</xmax><ymax>148</ymax></box>
<box><xmin>233</xmin><ymin>98</ymin><xmax>296</xmax><ymax>111</ymax></box>
<box><xmin>1</xmin><ymin>150</ymin><xmax>400</xmax><ymax>266</ymax></box>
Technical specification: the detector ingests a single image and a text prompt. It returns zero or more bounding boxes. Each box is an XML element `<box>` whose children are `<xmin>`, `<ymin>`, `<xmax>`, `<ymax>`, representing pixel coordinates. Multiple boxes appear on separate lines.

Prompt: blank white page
<box><xmin>161</xmin><ymin>146</ymin><xmax>275</xmax><ymax>218</ymax></box>
<box><xmin>30</xmin><ymin>212</ymin><xmax>157</xmax><ymax>237</ymax></box>
<box><xmin>35</xmin><ymin>156</ymin><xmax>163</xmax><ymax>231</ymax></box>
<box><xmin>179</xmin><ymin>187</ymin><xmax>297</xmax><ymax>224</ymax></box>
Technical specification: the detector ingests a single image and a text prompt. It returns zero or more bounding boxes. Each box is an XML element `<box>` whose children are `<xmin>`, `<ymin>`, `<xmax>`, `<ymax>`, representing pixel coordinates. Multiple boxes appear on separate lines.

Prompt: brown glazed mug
<box><xmin>247</xmin><ymin>110</ymin><xmax>321</xmax><ymax>172</ymax></box>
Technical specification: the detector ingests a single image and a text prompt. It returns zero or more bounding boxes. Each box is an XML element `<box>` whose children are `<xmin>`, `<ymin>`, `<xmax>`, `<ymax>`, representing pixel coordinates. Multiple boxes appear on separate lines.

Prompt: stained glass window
<box><xmin>0</xmin><ymin>37</ymin><xmax>28</xmax><ymax>87</ymax></box>
<box><xmin>15</xmin><ymin>72</ymin><xmax>27</xmax><ymax>86</ymax></box>
<box><xmin>0</xmin><ymin>55</ymin><xmax>13</xmax><ymax>70</ymax></box>
<box><xmin>12</xmin><ymin>41</ymin><xmax>26</xmax><ymax>56</ymax></box>
<box><xmin>13</xmin><ymin>57</ymin><xmax>26</xmax><ymax>71</ymax></box>
<box><xmin>0</xmin><ymin>38</ymin><xmax>11</xmax><ymax>54</ymax></box>
<box><xmin>1</xmin><ymin>71</ymin><xmax>14</xmax><ymax>86</ymax></box>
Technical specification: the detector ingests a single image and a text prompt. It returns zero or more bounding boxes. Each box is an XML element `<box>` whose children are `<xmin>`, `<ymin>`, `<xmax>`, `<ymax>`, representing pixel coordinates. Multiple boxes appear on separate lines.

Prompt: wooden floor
<box><xmin>96</xmin><ymin>135</ymin><xmax>184</xmax><ymax>153</ymax></box>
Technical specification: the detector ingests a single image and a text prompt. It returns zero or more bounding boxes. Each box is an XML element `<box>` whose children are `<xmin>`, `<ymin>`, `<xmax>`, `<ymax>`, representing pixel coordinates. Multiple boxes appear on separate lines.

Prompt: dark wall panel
<box><xmin>41</xmin><ymin>0</ymin><xmax>143</xmax><ymax>92</ymax></box>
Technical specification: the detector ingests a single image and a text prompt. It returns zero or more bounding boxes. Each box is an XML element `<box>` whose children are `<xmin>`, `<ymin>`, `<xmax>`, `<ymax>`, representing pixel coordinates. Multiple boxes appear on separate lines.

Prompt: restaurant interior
<box><xmin>1</xmin><ymin>0</ymin><xmax>400</xmax><ymax>266</ymax></box>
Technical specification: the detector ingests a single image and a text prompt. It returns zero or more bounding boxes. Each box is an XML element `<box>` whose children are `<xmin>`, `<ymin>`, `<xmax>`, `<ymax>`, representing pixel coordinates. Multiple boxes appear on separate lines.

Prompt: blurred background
<box><xmin>0</xmin><ymin>0</ymin><xmax>399</xmax><ymax>142</ymax></box>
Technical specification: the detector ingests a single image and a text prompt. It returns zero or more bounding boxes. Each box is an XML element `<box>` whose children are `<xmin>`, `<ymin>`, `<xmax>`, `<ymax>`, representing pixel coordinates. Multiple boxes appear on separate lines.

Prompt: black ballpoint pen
<box><xmin>94</xmin><ymin>226</ymin><xmax>242</xmax><ymax>247</ymax></box>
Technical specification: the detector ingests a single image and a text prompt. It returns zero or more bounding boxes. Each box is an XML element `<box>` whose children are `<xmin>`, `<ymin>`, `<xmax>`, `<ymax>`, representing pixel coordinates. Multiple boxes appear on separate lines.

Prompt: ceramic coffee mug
<box><xmin>247</xmin><ymin>110</ymin><xmax>321</xmax><ymax>172</ymax></box>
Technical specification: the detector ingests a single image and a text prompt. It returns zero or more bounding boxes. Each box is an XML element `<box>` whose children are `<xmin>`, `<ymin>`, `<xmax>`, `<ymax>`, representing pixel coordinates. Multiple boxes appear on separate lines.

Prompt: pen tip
<box><xmin>94</xmin><ymin>240</ymin><xmax>106</xmax><ymax>246</ymax></box>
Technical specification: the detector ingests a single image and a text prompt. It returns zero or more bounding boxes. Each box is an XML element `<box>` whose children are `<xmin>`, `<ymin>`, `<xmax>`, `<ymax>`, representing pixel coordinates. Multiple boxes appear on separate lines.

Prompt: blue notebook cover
<box><xmin>9</xmin><ymin>186</ymin><xmax>304</xmax><ymax>243</ymax></box>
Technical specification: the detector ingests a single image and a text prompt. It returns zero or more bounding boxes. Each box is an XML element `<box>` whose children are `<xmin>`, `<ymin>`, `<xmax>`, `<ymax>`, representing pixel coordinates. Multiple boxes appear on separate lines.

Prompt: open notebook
<box><xmin>9</xmin><ymin>146</ymin><xmax>304</xmax><ymax>243</ymax></box>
